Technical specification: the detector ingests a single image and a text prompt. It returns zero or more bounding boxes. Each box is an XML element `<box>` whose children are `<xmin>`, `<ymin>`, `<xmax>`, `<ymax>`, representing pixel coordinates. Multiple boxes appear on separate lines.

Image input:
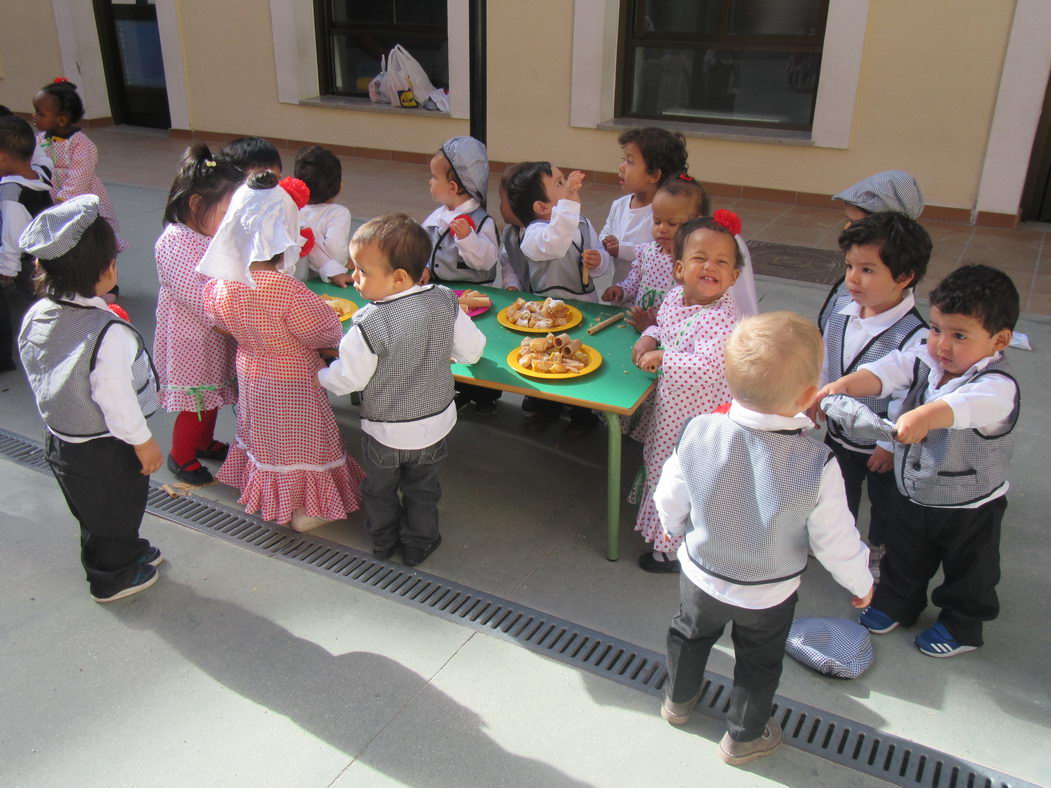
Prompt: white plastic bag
<box><xmin>368</xmin><ymin>54</ymin><xmax>389</xmax><ymax>104</ymax></box>
<box><xmin>382</xmin><ymin>44</ymin><xmax>437</xmax><ymax>109</ymax></box>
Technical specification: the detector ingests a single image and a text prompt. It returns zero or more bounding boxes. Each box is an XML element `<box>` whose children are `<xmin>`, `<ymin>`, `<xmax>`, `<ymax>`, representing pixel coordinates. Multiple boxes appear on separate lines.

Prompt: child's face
<box><xmin>428</xmin><ymin>153</ymin><xmax>463</xmax><ymax>208</ymax></box>
<box><xmin>94</xmin><ymin>259</ymin><xmax>118</xmax><ymax>296</ymax></box>
<box><xmin>842</xmin><ymin>203</ymin><xmax>868</xmax><ymax>230</ymax></box>
<box><xmin>498</xmin><ymin>187</ymin><xmax>520</xmax><ymax>227</ymax></box>
<box><xmin>536</xmin><ymin>166</ymin><xmax>569</xmax><ymax>216</ymax></box>
<box><xmin>844</xmin><ymin>243</ymin><xmax>912</xmax><ymax>316</ymax></box>
<box><xmin>927</xmin><ymin>306</ymin><xmax>1011</xmax><ymax>380</ymax></box>
<box><xmin>349</xmin><ymin>241</ymin><xmax>404</xmax><ymax>301</ymax></box>
<box><xmin>31</xmin><ymin>92</ymin><xmax>66</xmax><ymax>134</ymax></box>
<box><xmin>674</xmin><ymin>228</ymin><xmax>740</xmax><ymax>306</ymax></box>
<box><xmin>618</xmin><ymin>143</ymin><xmax>658</xmax><ymax>196</ymax></box>
<box><xmin>651</xmin><ymin>190</ymin><xmax>696</xmax><ymax>254</ymax></box>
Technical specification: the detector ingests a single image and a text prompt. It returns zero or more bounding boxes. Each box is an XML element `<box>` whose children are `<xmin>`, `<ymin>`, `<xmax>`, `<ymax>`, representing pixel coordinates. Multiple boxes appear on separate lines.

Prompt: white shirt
<box><xmin>655</xmin><ymin>401</ymin><xmax>872</xmax><ymax>609</ymax></box>
<box><xmin>51</xmin><ymin>294</ymin><xmax>153</xmax><ymax>446</ymax></box>
<box><xmin>0</xmin><ymin>173</ymin><xmax>52</xmax><ymax>277</ymax></box>
<box><xmin>860</xmin><ymin>346</ymin><xmax>1016</xmax><ymax>507</ymax></box>
<box><xmin>599</xmin><ymin>193</ymin><xmax>653</xmax><ymax>264</ymax></box>
<box><xmin>317</xmin><ymin>285</ymin><xmax>486</xmax><ymax>450</ymax></box>
<box><xmin>520</xmin><ymin>199</ymin><xmax>610</xmax><ymax>301</ymax></box>
<box><xmin>298</xmin><ymin>202</ymin><xmax>352</xmax><ymax>281</ymax></box>
<box><xmin>422</xmin><ymin>198</ymin><xmax>499</xmax><ymax>273</ymax></box>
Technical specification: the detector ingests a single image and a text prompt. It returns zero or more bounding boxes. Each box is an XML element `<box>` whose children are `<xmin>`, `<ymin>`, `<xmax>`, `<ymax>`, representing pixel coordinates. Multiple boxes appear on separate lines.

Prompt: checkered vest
<box><xmin>426</xmin><ymin>206</ymin><xmax>496</xmax><ymax>284</ymax></box>
<box><xmin>354</xmin><ymin>285</ymin><xmax>458</xmax><ymax>423</ymax></box>
<box><xmin>18</xmin><ymin>298</ymin><xmax>159</xmax><ymax>437</ymax></box>
<box><xmin>819</xmin><ymin>279</ymin><xmax>926</xmax><ymax>450</ymax></box>
<box><xmin>895</xmin><ymin>354</ymin><xmax>1019</xmax><ymax>506</ymax></box>
<box><xmin>677</xmin><ymin>413</ymin><xmax>833</xmax><ymax>585</ymax></box>
<box><xmin>526</xmin><ymin>217</ymin><xmax>596</xmax><ymax>298</ymax></box>
<box><xmin>500</xmin><ymin>224</ymin><xmax>532</xmax><ymax>292</ymax></box>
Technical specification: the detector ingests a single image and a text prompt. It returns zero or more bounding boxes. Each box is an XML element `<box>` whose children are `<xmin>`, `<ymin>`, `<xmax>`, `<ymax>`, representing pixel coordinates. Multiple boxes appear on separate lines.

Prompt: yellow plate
<box><xmin>507</xmin><ymin>344</ymin><xmax>602</xmax><ymax>379</ymax></box>
<box><xmin>322</xmin><ymin>296</ymin><xmax>358</xmax><ymax>322</ymax></box>
<box><xmin>496</xmin><ymin>303</ymin><xmax>583</xmax><ymax>333</ymax></box>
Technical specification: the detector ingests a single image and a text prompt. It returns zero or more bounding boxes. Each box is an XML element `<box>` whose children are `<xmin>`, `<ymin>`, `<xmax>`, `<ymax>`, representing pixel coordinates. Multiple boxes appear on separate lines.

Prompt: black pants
<box><xmin>666</xmin><ymin>574</ymin><xmax>796</xmax><ymax>742</ymax></box>
<box><xmin>873</xmin><ymin>486</ymin><xmax>1005</xmax><ymax>646</ymax></box>
<box><xmin>825</xmin><ymin>434</ymin><xmax>896</xmax><ymax>546</ymax></box>
<box><xmin>44</xmin><ymin>433</ymin><xmax>152</xmax><ymax>596</ymax></box>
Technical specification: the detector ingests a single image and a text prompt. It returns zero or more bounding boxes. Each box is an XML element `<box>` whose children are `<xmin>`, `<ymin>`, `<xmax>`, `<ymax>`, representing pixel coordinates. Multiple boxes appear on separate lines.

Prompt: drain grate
<box><xmin>1</xmin><ymin>427</ymin><xmax>1034</xmax><ymax>788</ymax></box>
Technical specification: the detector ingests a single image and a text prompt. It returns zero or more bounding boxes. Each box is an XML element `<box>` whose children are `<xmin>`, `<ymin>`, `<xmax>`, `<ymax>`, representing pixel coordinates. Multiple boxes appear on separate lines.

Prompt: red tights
<box><xmin>170</xmin><ymin>408</ymin><xmax>220</xmax><ymax>468</ymax></box>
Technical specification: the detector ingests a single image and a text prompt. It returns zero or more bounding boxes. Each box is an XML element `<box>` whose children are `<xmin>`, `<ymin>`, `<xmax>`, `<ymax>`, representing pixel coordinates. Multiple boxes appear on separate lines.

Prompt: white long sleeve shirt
<box><xmin>0</xmin><ymin>174</ymin><xmax>52</xmax><ymax>277</ymax></box>
<box><xmin>299</xmin><ymin>202</ymin><xmax>353</xmax><ymax>281</ymax></box>
<box><xmin>422</xmin><ymin>198</ymin><xmax>499</xmax><ymax>273</ymax></box>
<box><xmin>520</xmin><ymin>199</ymin><xmax>610</xmax><ymax>301</ymax></box>
<box><xmin>655</xmin><ymin>402</ymin><xmax>873</xmax><ymax>609</ymax></box>
<box><xmin>318</xmin><ymin>284</ymin><xmax>486</xmax><ymax>449</ymax></box>
<box><xmin>599</xmin><ymin>193</ymin><xmax>653</xmax><ymax>271</ymax></box>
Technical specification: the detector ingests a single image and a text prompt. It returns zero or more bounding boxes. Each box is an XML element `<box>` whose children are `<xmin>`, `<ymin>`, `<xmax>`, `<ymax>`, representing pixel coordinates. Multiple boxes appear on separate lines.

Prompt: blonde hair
<box><xmin>725</xmin><ymin>312</ymin><xmax>823</xmax><ymax>413</ymax></box>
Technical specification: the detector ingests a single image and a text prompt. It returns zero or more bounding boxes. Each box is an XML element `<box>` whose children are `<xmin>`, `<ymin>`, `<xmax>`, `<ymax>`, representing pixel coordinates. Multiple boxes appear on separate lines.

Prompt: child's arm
<box><xmin>157</xmin><ymin>238</ymin><xmax>216</xmax><ymax>324</ymax></box>
<box><xmin>318</xmin><ymin>324</ymin><xmax>378</xmax><ymax>395</ymax></box>
<box><xmin>56</xmin><ymin>134</ymin><xmax>99</xmax><ymax>201</ymax></box>
<box><xmin>306</xmin><ymin>207</ymin><xmax>352</xmax><ymax>285</ymax></box>
<box><xmin>0</xmin><ymin>200</ymin><xmax>31</xmax><ymax>278</ymax></box>
<box><xmin>451</xmin><ymin>308</ymin><xmax>486</xmax><ymax>364</ymax></box>
<box><xmin>896</xmin><ymin>372</ymin><xmax>1017</xmax><ymax>444</ymax></box>
<box><xmin>284</xmin><ymin>288</ymin><xmax>345</xmax><ymax>350</ymax></box>
<box><xmin>520</xmin><ymin>200</ymin><xmax>581</xmax><ymax>261</ymax></box>
<box><xmin>451</xmin><ymin>216</ymin><xmax>499</xmax><ymax>272</ymax></box>
<box><xmin>583</xmin><ymin>219</ymin><xmax>611</xmax><ymax>278</ymax></box>
<box><xmin>604</xmin><ymin>245</ymin><xmax>645</xmax><ymax>305</ymax></box>
<box><xmin>653</xmin><ymin>448</ymin><xmax>691</xmax><ymax>541</ymax></box>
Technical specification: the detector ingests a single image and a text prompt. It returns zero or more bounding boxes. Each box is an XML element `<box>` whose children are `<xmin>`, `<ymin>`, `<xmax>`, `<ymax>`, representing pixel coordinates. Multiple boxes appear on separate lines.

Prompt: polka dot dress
<box><xmin>613</xmin><ymin>241</ymin><xmax>677</xmax><ymax>311</ymax></box>
<box><xmin>204</xmin><ymin>270</ymin><xmax>365</xmax><ymax>525</ymax></box>
<box><xmin>634</xmin><ymin>286</ymin><xmax>737</xmax><ymax>552</ymax></box>
<box><xmin>154</xmin><ymin>223</ymin><xmax>237</xmax><ymax>413</ymax></box>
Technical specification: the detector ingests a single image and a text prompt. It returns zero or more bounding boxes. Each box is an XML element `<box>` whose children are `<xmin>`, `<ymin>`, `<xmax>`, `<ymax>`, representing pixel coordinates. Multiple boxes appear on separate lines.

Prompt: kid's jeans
<box><xmin>360</xmin><ymin>433</ymin><xmax>447</xmax><ymax>552</ymax></box>
<box><xmin>666</xmin><ymin>574</ymin><xmax>796</xmax><ymax>742</ymax></box>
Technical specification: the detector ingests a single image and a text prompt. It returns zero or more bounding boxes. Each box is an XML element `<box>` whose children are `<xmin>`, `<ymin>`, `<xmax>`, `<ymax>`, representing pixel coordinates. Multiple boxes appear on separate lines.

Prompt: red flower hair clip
<box><xmin>108</xmin><ymin>303</ymin><xmax>131</xmax><ymax>322</ymax></box>
<box><xmin>713</xmin><ymin>209</ymin><xmax>742</xmax><ymax>236</ymax></box>
<box><xmin>677</xmin><ymin>173</ymin><xmax>695</xmax><ymax>182</ymax></box>
<box><xmin>278</xmin><ymin>177</ymin><xmax>311</xmax><ymax>209</ymax></box>
<box><xmin>53</xmin><ymin>77</ymin><xmax>69</xmax><ymax>84</ymax></box>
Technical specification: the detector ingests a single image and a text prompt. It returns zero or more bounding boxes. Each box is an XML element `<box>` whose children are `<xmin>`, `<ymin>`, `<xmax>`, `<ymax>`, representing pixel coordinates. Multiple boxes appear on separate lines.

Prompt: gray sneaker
<box><xmin>719</xmin><ymin>719</ymin><xmax>783</xmax><ymax>766</ymax></box>
<box><xmin>660</xmin><ymin>689</ymin><xmax>702</xmax><ymax>725</ymax></box>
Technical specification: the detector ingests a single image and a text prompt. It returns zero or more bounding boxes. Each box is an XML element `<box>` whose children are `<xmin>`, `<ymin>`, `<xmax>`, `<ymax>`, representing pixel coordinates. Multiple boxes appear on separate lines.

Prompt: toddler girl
<box><xmin>154</xmin><ymin>143</ymin><xmax>242</xmax><ymax>484</ymax></box>
<box><xmin>198</xmin><ymin>172</ymin><xmax>364</xmax><ymax>532</ymax></box>
<box><xmin>631</xmin><ymin>212</ymin><xmax>743</xmax><ymax>572</ymax></box>
<box><xmin>602</xmin><ymin>174</ymin><xmax>708</xmax><ymax>332</ymax></box>
<box><xmin>31</xmin><ymin>79</ymin><xmax>125</xmax><ymax>253</ymax></box>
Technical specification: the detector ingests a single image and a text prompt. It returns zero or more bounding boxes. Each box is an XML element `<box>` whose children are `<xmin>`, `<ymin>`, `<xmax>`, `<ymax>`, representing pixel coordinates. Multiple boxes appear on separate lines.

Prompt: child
<box><xmin>319</xmin><ymin>213</ymin><xmax>486</xmax><ymax>566</ymax></box>
<box><xmin>630</xmin><ymin>212</ymin><xmax>742</xmax><ymax>573</ymax></box>
<box><xmin>655</xmin><ymin>312</ymin><xmax>873</xmax><ymax>765</ymax></box>
<box><xmin>31</xmin><ymin>79</ymin><xmax>126</xmax><ymax>252</ymax></box>
<box><xmin>0</xmin><ymin>105</ymin><xmax>52</xmax><ymax>181</ymax></box>
<box><xmin>600</xmin><ymin>128</ymin><xmax>688</xmax><ymax>284</ymax></box>
<box><xmin>832</xmin><ymin>169</ymin><xmax>924</xmax><ymax>225</ymax></box>
<box><xmin>818</xmin><ymin>264</ymin><xmax>1020</xmax><ymax>658</ymax></box>
<box><xmin>816</xmin><ymin>213</ymin><xmax>931</xmax><ymax>554</ymax></box>
<box><xmin>197</xmin><ymin>173</ymin><xmax>365</xmax><ymax>531</ymax></box>
<box><xmin>154</xmin><ymin>143</ymin><xmax>242</xmax><ymax>484</ymax></box>
<box><xmin>0</xmin><ymin>115</ymin><xmax>53</xmax><ymax>372</ymax></box>
<box><xmin>292</xmin><ymin>145</ymin><xmax>353</xmax><ymax>287</ymax></box>
<box><xmin>218</xmin><ymin>136</ymin><xmax>283</xmax><ymax>177</ymax></box>
<box><xmin>18</xmin><ymin>196</ymin><xmax>165</xmax><ymax>601</ymax></box>
<box><xmin>496</xmin><ymin>163</ymin><xmax>529</xmax><ymax>292</ymax></box>
<box><xmin>602</xmin><ymin>174</ymin><xmax>708</xmax><ymax>332</ymax></box>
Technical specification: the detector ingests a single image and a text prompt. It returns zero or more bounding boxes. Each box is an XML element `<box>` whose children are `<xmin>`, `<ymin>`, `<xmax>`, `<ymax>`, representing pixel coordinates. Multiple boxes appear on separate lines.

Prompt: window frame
<box><xmin>615</xmin><ymin>0</ymin><xmax>830</xmax><ymax>132</ymax></box>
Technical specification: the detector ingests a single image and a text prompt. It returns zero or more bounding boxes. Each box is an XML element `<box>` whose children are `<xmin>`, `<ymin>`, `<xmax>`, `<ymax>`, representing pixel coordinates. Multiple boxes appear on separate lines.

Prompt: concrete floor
<box><xmin>1</xmin><ymin>131</ymin><xmax>1050</xmax><ymax>786</ymax></box>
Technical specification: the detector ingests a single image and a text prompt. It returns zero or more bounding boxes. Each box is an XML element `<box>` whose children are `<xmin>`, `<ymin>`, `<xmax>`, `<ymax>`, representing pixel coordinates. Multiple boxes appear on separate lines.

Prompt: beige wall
<box><xmin>0</xmin><ymin>1</ymin><xmax>64</xmax><ymax>113</ymax></box>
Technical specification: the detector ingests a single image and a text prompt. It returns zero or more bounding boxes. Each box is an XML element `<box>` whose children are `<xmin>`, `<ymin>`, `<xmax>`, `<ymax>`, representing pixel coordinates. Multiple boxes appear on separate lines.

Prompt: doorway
<box><xmin>1021</xmin><ymin>73</ymin><xmax>1051</xmax><ymax>222</ymax></box>
<box><xmin>93</xmin><ymin>0</ymin><xmax>171</xmax><ymax>129</ymax></box>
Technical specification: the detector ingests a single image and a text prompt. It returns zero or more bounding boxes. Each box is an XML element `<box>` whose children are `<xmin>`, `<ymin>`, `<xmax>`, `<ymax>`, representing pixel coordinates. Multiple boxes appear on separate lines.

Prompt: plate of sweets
<box><xmin>454</xmin><ymin>289</ymin><xmax>492</xmax><ymax>318</ymax></box>
<box><xmin>507</xmin><ymin>333</ymin><xmax>602</xmax><ymax>379</ymax></box>
<box><xmin>321</xmin><ymin>295</ymin><xmax>358</xmax><ymax>322</ymax></box>
<box><xmin>497</xmin><ymin>297</ymin><xmax>583</xmax><ymax>333</ymax></box>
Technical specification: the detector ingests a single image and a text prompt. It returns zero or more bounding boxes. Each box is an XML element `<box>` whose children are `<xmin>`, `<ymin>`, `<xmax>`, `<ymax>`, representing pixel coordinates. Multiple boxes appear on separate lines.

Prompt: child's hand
<box><xmin>852</xmin><ymin>585</ymin><xmax>875</xmax><ymax>609</ymax></box>
<box><xmin>450</xmin><ymin>216</ymin><xmax>474</xmax><ymax>240</ymax></box>
<box><xmin>566</xmin><ymin>170</ymin><xmax>586</xmax><ymax>201</ymax></box>
<box><xmin>329</xmin><ymin>272</ymin><xmax>353</xmax><ymax>288</ymax></box>
<box><xmin>602</xmin><ymin>285</ymin><xmax>624</xmax><ymax>303</ymax></box>
<box><xmin>505</xmin><ymin>285</ymin><xmax>519</xmax><ymax>291</ymax></box>
<box><xmin>625</xmin><ymin>306</ymin><xmax>657</xmax><ymax>332</ymax></box>
<box><xmin>632</xmin><ymin>335</ymin><xmax>658</xmax><ymax>366</ymax></box>
<box><xmin>602</xmin><ymin>235</ymin><xmax>620</xmax><ymax>258</ymax></box>
<box><xmin>134</xmin><ymin>437</ymin><xmax>163</xmax><ymax>475</ymax></box>
<box><xmin>318</xmin><ymin>347</ymin><xmax>339</xmax><ymax>360</ymax></box>
<box><xmin>804</xmin><ymin>402</ymin><xmax>824</xmax><ymax>425</ymax></box>
<box><xmin>418</xmin><ymin>268</ymin><xmax>431</xmax><ymax>286</ymax></box>
<box><xmin>636</xmin><ymin>349</ymin><xmax>663</xmax><ymax>373</ymax></box>
<box><xmin>582</xmin><ymin>249</ymin><xmax>601</xmax><ymax>270</ymax></box>
<box><xmin>867</xmin><ymin>446</ymin><xmax>894</xmax><ymax>473</ymax></box>
<box><xmin>894</xmin><ymin>410</ymin><xmax>930</xmax><ymax>444</ymax></box>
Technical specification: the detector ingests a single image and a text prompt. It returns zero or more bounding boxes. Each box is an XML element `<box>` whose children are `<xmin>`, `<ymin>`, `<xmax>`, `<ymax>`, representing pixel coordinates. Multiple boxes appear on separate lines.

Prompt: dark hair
<box><xmin>929</xmin><ymin>264</ymin><xmax>1019</xmax><ymax>334</ymax></box>
<box><xmin>506</xmin><ymin>161</ymin><xmax>553</xmax><ymax>226</ymax></box>
<box><xmin>163</xmin><ymin>142</ymin><xmax>242</xmax><ymax>227</ymax></box>
<box><xmin>0</xmin><ymin>105</ymin><xmax>12</xmax><ymax>117</ymax></box>
<box><xmin>38</xmin><ymin>80</ymin><xmax>85</xmax><ymax>124</ymax></box>
<box><xmin>656</xmin><ymin>174</ymin><xmax>710</xmax><ymax>217</ymax></box>
<box><xmin>294</xmin><ymin>145</ymin><xmax>342</xmax><ymax>204</ymax></box>
<box><xmin>0</xmin><ymin>115</ymin><xmax>35</xmax><ymax>160</ymax></box>
<box><xmin>838</xmin><ymin>211</ymin><xmax>931</xmax><ymax>288</ymax></box>
<box><xmin>35</xmin><ymin>216</ymin><xmax>117</xmax><ymax>298</ymax></box>
<box><xmin>618</xmin><ymin>127</ymin><xmax>688</xmax><ymax>185</ymax></box>
<box><xmin>247</xmin><ymin>170</ymin><xmax>278</xmax><ymax>190</ymax></box>
<box><xmin>673</xmin><ymin>216</ymin><xmax>744</xmax><ymax>268</ymax></box>
<box><xmin>218</xmin><ymin>136</ymin><xmax>282</xmax><ymax>175</ymax></box>
<box><xmin>351</xmin><ymin>213</ymin><xmax>430</xmax><ymax>282</ymax></box>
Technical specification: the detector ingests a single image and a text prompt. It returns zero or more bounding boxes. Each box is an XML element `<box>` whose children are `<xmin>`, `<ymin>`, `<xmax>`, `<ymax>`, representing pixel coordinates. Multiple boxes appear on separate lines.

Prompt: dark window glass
<box><xmin>639</xmin><ymin>0</ymin><xmax>720</xmax><ymax>35</ymax></box>
<box><xmin>729</xmin><ymin>0</ymin><xmax>824</xmax><ymax>37</ymax></box>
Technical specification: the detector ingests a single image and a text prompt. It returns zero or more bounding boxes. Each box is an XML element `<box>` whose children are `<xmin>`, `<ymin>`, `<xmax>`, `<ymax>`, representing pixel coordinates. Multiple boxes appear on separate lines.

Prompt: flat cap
<box><xmin>19</xmin><ymin>194</ymin><xmax>101</xmax><ymax>260</ymax></box>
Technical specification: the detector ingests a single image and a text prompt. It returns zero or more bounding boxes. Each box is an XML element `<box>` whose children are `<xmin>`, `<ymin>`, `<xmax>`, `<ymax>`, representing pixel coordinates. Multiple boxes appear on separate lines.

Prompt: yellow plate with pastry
<box><xmin>507</xmin><ymin>334</ymin><xmax>602</xmax><ymax>379</ymax></box>
<box><xmin>497</xmin><ymin>297</ymin><xmax>583</xmax><ymax>333</ymax></box>
<box><xmin>321</xmin><ymin>295</ymin><xmax>358</xmax><ymax>322</ymax></box>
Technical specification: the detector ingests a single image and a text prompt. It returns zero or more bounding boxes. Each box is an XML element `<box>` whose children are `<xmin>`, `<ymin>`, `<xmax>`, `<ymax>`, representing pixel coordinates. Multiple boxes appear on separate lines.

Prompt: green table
<box><xmin>308</xmin><ymin>282</ymin><xmax>656</xmax><ymax>560</ymax></box>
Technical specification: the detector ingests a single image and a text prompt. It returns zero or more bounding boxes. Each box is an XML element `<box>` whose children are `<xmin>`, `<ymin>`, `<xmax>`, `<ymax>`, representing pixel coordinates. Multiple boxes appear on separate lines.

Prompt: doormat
<box><xmin>746</xmin><ymin>241</ymin><xmax>843</xmax><ymax>286</ymax></box>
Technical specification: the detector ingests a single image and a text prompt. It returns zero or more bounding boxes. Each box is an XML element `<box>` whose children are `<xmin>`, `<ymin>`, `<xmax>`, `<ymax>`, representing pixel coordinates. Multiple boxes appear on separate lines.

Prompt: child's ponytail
<box><xmin>163</xmin><ymin>142</ymin><xmax>242</xmax><ymax>227</ymax></box>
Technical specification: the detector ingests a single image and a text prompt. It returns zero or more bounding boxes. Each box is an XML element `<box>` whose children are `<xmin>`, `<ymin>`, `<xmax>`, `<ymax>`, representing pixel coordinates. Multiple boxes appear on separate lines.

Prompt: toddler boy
<box><xmin>655</xmin><ymin>312</ymin><xmax>873</xmax><ymax>765</ymax></box>
<box><xmin>293</xmin><ymin>144</ymin><xmax>353</xmax><ymax>287</ymax></box>
<box><xmin>319</xmin><ymin>213</ymin><xmax>485</xmax><ymax>566</ymax></box>
<box><xmin>819</xmin><ymin>264</ymin><xmax>1020</xmax><ymax>658</ymax></box>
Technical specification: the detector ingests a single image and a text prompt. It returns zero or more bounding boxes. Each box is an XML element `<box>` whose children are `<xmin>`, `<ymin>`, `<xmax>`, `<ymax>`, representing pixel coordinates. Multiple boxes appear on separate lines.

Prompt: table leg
<box><xmin>604</xmin><ymin>411</ymin><xmax>621</xmax><ymax>561</ymax></box>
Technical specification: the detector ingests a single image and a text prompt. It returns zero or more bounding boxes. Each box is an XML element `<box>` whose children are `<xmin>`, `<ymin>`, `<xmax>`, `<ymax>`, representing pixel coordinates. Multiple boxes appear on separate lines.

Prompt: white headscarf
<box><xmin>196</xmin><ymin>181</ymin><xmax>300</xmax><ymax>286</ymax></box>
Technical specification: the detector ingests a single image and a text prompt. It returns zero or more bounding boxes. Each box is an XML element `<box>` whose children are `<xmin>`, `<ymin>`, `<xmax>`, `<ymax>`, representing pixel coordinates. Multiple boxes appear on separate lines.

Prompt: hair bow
<box><xmin>713</xmin><ymin>209</ymin><xmax>742</xmax><ymax>236</ymax></box>
<box><xmin>53</xmin><ymin>77</ymin><xmax>69</xmax><ymax>84</ymax></box>
<box><xmin>677</xmin><ymin>173</ymin><xmax>695</xmax><ymax>182</ymax></box>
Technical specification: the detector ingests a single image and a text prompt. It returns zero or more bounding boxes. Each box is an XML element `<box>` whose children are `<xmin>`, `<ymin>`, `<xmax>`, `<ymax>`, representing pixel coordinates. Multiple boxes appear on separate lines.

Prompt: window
<box><xmin>618</xmin><ymin>0</ymin><xmax>828</xmax><ymax>130</ymax></box>
<box><xmin>314</xmin><ymin>0</ymin><xmax>448</xmax><ymax>98</ymax></box>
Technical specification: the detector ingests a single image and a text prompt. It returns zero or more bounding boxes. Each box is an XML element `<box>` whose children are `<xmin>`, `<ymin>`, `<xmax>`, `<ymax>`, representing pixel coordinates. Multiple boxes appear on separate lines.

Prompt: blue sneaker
<box><xmin>915</xmin><ymin>622</ymin><xmax>978</xmax><ymax>658</ymax></box>
<box><xmin>859</xmin><ymin>606</ymin><xmax>899</xmax><ymax>634</ymax></box>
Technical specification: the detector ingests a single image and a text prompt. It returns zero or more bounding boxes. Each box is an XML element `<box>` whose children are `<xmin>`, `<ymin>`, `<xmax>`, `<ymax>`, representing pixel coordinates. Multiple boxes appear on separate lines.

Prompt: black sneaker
<box><xmin>372</xmin><ymin>541</ymin><xmax>400</xmax><ymax>561</ymax></box>
<box><xmin>403</xmin><ymin>534</ymin><xmax>442</xmax><ymax>567</ymax></box>
<box><xmin>167</xmin><ymin>454</ymin><xmax>214</xmax><ymax>485</ymax></box>
<box><xmin>140</xmin><ymin>546</ymin><xmax>163</xmax><ymax>567</ymax></box>
<box><xmin>474</xmin><ymin>399</ymin><xmax>499</xmax><ymax>415</ymax></box>
<box><xmin>638</xmin><ymin>551</ymin><xmax>681</xmax><ymax>573</ymax></box>
<box><xmin>91</xmin><ymin>564</ymin><xmax>159</xmax><ymax>603</ymax></box>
